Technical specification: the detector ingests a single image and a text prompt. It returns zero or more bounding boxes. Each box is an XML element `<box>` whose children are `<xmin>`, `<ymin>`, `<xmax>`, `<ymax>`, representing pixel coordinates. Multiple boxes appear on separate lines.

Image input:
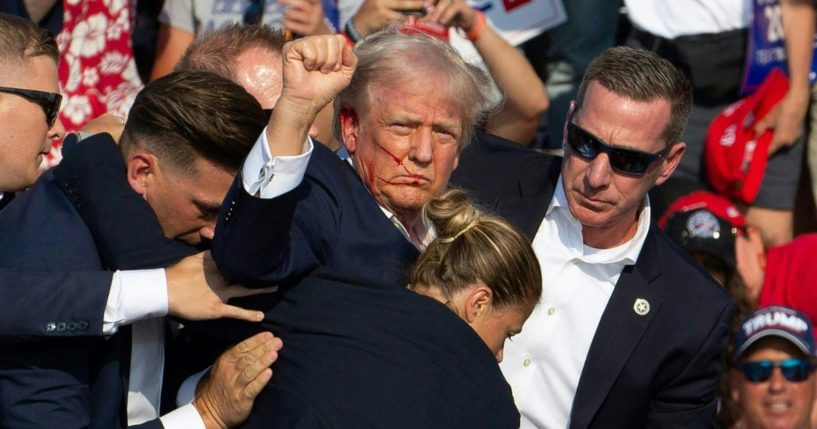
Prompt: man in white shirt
<box><xmin>452</xmin><ymin>46</ymin><xmax>736</xmax><ymax>428</ymax></box>
<box><xmin>0</xmin><ymin>13</ymin><xmax>281</xmax><ymax>427</ymax></box>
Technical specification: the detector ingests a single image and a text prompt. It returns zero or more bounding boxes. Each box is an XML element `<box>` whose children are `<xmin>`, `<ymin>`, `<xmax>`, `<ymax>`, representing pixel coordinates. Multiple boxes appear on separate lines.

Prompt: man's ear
<box><xmin>655</xmin><ymin>142</ymin><xmax>686</xmax><ymax>186</ymax></box>
<box><xmin>126</xmin><ymin>152</ymin><xmax>158</xmax><ymax>196</ymax></box>
<box><xmin>339</xmin><ymin>107</ymin><xmax>359</xmax><ymax>153</ymax></box>
<box><xmin>463</xmin><ymin>284</ymin><xmax>493</xmax><ymax>324</ymax></box>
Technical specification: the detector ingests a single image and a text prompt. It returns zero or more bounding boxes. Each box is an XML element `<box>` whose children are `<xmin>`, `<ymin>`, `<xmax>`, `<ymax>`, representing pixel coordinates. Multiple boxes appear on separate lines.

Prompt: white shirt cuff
<box><xmin>159</xmin><ymin>403</ymin><xmax>206</xmax><ymax>429</ymax></box>
<box><xmin>103</xmin><ymin>269</ymin><xmax>169</xmax><ymax>335</ymax></box>
<box><xmin>242</xmin><ymin>127</ymin><xmax>313</xmax><ymax>199</ymax></box>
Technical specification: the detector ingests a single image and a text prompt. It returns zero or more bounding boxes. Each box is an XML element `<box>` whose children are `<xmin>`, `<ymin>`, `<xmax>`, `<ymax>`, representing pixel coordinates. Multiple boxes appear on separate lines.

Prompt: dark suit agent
<box><xmin>0</xmin><ymin>69</ymin><xmax>279</xmax><ymax>429</ymax></box>
<box><xmin>450</xmin><ymin>47</ymin><xmax>735</xmax><ymax>428</ymax></box>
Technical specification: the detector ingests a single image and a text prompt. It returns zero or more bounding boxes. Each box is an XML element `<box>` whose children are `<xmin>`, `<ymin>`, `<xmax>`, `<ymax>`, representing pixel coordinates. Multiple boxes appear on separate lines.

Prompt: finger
<box><xmin>390</xmin><ymin>0</ymin><xmax>426</xmax><ymax>12</ymax></box>
<box><xmin>437</xmin><ymin>3</ymin><xmax>459</xmax><ymax>26</ymax></box>
<box><xmin>753</xmin><ymin>118</ymin><xmax>772</xmax><ymax>136</ymax></box>
<box><xmin>231</xmin><ymin>331</ymin><xmax>274</xmax><ymax>356</ymax></box>
<box><xmin>243</xmin><ymin>368</ymin><xmax>273</xmax><ymax>400</ymax></box>
<box><xmin>269</xmin><ymin>336</ymin><xmax>284</xmax><ymax>352</ymax></box>
<box><xmin>320</xmin><ymin>36</ymin><xmax>340</xmax><ymax>73</ymax></box>
<box><xmin>284</xmin><ymin>9</ymin><xmax>312</xmax><ymax>23</ymax></box>
<box><xmin>219</xmin><ymin>304</ymin><xmax>266</xmax><ymax>322</ymax></box>
<box><xmin>222</xmin><ymin>284</ymin><xmax>279</xmax><ymax>300</ymax></box>
<box><xmin>341</xmin><ymin>37</ymin><xmax>358</xmax><ymax>70</ymax></box>
<box><xmin>238</xmin><ymin>343</ymin><xmax>278</xmax><ymax>385</ymax></box>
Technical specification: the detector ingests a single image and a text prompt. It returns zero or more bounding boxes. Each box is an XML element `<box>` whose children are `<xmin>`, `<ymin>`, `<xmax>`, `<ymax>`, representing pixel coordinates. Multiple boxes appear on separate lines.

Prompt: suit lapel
<box><xmin>569</xmin><ymin>228</ymin><xmax>664</xmax><ymax>428</ymax></box>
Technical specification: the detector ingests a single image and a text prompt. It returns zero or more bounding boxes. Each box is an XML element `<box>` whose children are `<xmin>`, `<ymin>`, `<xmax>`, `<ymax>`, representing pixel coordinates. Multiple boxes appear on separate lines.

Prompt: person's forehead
<box><xmin>575</xmin><ymin>81</ymin><xmax>670</xmax><ymax>151</ymax></box>
<box><xmin>0</xmin><ymin>56</ymin><xmax>59</xmax><ymax>91</ymax></box>
<box><xmin>742</xmin><ymin>336</ymin><xmax>809</xmax><ymax>360</ymax></box>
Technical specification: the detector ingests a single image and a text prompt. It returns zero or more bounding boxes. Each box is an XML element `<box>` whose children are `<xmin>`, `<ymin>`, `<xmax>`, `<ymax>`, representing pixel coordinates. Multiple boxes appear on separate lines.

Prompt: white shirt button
<box><xmin>523</xmin><ymin>358</ymin><xmax>532</xmax><ymax>368</ymax></box>
<box><xmin>547</xmin><ymin>307</ymin><xmax>556</xmax><ymax>316</ymax></box>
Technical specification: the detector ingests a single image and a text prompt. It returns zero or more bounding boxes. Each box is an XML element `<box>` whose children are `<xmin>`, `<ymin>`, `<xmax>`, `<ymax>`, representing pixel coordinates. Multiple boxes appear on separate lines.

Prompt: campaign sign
<box><xmin>742</xmin><ymin>0</ymin><xmax>817</xmax><ymax>93</ymax></box>
<box><xmin>449</xmin><ymin>0</ymin><xmax>566</xmax><ymax>63</ymax></box>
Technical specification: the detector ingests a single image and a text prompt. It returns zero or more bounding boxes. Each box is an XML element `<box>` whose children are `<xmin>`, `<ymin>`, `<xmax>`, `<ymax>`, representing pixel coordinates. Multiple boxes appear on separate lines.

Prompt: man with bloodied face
<box><xmin>211</xmin><ymin>28</ymin><xmax>498</xmax><ymax>288</ymax></box>
<box><xmin>207</xmin><ymin>29</ymin><xmax>520</xmax><ymax>428</ymax></box>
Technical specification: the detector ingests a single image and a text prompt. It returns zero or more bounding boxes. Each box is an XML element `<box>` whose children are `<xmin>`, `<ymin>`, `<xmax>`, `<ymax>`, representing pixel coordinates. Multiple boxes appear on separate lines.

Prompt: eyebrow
<box><xmin>194</xmin><ymin>200</ymin><xmax>222</xmax><ymax>215</ymax></box>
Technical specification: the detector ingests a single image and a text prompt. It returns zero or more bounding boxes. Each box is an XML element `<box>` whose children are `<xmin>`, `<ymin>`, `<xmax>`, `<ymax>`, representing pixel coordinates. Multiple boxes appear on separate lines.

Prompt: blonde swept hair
<box><xmin>409</xmin><ymin>189</ymin><xmax>541</xmax><ymax>310</ymax></box>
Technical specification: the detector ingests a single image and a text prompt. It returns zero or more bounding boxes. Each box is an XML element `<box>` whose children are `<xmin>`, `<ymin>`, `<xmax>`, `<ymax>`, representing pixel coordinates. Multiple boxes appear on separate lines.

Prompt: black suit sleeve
<box><xmin>53</xmin><ymin>133</ymin><xmax>196</xmax><ymax>270</ymax></box>
<box><xmin>645</xmin><ymin>300</ymin><xmax>734</xmax><ymax>428</ymax></box>
<box><xmin>0</xmin><ymin>268</ymin><xmax>110</xmax><ymax>336</ymax></box>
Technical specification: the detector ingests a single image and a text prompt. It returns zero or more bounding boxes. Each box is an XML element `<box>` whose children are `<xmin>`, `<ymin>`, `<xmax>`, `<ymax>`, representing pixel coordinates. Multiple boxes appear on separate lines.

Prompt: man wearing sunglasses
<box><xmin>731</xmin><ymin>306</ymin><xmax>817</xmax><ymax>429</ymax></box>
<box><xmin>452</xmin><ymin>46</ymin><xmax>735</xmax><ymax>428</ymax></box>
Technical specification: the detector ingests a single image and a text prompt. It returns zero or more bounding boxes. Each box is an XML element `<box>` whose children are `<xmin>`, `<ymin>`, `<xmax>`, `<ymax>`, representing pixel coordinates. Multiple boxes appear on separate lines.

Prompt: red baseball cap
<box><xmin>704</xmin><ymin>68</ymin><xmax>789</xmax><ymax>204</ymax></box>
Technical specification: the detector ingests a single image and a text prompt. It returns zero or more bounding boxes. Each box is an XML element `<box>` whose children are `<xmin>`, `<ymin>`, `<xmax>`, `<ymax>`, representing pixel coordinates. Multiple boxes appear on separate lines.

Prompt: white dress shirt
<box><xmin>499</xmin><ymin>176</ymin><xmax>652</xmax><ymax>429</ymax></box>
<box><xmin>625</xmin><ymin>0</ymin><xmax>750</xmax><ymax>38</ymax></box>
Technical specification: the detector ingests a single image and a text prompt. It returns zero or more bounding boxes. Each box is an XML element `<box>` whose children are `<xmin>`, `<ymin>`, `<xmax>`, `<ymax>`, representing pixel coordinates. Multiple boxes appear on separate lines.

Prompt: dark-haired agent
<box><xmin>0</xmin><ymin>12</ymin><xmax>281</xmax><ymax>428</ymax></box>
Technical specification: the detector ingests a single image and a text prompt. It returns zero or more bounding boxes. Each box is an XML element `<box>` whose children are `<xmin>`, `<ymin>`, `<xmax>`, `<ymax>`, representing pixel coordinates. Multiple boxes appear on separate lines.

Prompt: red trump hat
<box><xmin>704</xmin><ymin>68</ymin><xmax>789</xmax><ymax>204</ymax></box>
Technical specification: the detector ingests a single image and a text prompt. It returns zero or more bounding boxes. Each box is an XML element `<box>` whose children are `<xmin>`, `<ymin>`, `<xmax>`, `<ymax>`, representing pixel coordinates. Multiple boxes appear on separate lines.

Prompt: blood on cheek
<box><xmin>371</xmin><ymin>141</ymin><xmax>425</xmax><ymax>185</ymax></box>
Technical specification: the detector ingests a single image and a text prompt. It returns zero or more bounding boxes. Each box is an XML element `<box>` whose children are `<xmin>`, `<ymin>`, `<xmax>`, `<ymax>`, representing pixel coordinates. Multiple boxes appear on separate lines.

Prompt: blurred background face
<box><xmin>142</xmin><ymin>157</ymin><xmax>234</xmax><ymax>246</ymax></box>
<box><xmin>731</xmin><ymin>338</ymin><xmax>817</xmax><ymax>429</ymax></box>
<box><xmin>0</xmin><ymin>56</ymin><xmax>64</xmax><ymax>191</ymax></box>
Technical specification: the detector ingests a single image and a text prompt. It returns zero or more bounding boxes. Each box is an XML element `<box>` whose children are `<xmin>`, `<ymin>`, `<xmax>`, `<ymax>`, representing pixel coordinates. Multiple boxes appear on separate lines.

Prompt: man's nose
<box><xmin>767</xmin><ymin>368</ymin><xmax>788</xmax><ymax>392</ymax></box>
<box><xmin>200</xmin><ymin>223</ymin><xmax>216</xmax><ymax>241</ymax></box>
<box><xmin>585</xmin><ymin>153</ymin><xmax>613</xmax><ymax>189</ymax></box>
<box><xmin>49</xmin><ymin>118</ymin><xmax>65</xmax><ymax>141</ymax></box>
<box><xmin>409</xmin><ymin>128</ymin><xmax>433</xmax><ymax>165</ymax></box>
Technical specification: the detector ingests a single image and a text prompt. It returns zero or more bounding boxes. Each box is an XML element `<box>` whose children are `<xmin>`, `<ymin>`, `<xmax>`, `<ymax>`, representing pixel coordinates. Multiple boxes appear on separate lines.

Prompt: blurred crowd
<box><xmin>2</xmin><ymin>0</ymin><xmax>817</xmax><ymax>428</ymax></box>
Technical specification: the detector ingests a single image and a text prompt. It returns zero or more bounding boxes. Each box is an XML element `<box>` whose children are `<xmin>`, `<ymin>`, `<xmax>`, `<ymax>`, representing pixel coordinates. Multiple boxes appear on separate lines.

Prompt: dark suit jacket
<box><xmin>212</xmin><ymin>141</ymin><xmax>419</xmax><ymax>289</ymax></box>
<box><xmin>0</xmin><ymin>133</ymin><xmax>193</xmax><ymax>429</ymax></box>
<box><xmin>451</xmin><ymin>131</ymin><xmax>735</xmax><ymax>428</ymax></box>
<box><xmin>235</xmin><ymin>270</ymin><xmax>519</xmax><ymax>429</ymax></box>
<box><xmin>0</xmin><ymin>268</ymin><xmax>109</xmax><ymax>336</ymax></box>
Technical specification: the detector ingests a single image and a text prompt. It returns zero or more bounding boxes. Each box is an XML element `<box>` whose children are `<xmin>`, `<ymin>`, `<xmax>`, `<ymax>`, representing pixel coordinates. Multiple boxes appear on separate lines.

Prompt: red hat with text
<box><xmin>705</xmin><ymin>68</ymin><xmax>789</xmax><ymax>204</ymax></box>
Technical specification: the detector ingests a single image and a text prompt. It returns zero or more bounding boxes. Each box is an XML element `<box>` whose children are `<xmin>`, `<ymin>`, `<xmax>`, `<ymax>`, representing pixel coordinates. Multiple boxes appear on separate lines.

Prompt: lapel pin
<box><xmin>633</xmin><ymin>298</ymin><xmax>650</xmax><ymax>316</ymax></box>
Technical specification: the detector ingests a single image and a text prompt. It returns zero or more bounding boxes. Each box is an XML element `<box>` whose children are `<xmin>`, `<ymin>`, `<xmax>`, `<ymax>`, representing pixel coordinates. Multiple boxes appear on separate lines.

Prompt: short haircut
<box><xmin>409</xmin><ymin>189</ymin><xmax>542</xmax><ymax>311</ymax></box>
<box><xmin>0</xmin><ymin>12</ymin><xmax>58</xmax><ymax>65</ymax></box>
<box><xmin>333</xmin><ymin>27</ymin><xmax>501</xmax><ymax>147</ymax></box>
<box><xmin>576</xmin><ymin>46</ymin><xmax>693</xmax><ymax>145</ymax></box>
<box><xmin>121</xmin><ymin>71</ymin><xmax>265</xmax><ymax>173</ymax></box>
<box><xmin>175</xmin><ymin>23</ymin><xmax>286</xmax><ymax>79</ymax></box>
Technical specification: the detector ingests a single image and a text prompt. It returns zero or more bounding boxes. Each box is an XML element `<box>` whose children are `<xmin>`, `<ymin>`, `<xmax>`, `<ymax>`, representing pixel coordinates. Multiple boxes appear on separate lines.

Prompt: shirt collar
<box><xmin>547</xmin><ymin>175</ymin><xmax>651</xmax><ymax>265</ymax></box>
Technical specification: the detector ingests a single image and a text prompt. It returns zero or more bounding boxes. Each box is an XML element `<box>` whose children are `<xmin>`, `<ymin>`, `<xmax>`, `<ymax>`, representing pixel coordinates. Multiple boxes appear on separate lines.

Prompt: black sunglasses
<box><xmin>0</xmin><ymin>86</ymin><xmax>62</xmax><ymax>127</ymax></box>
<box><xmin>243</xmin><ymin>0</ymin><xmax>267</xmax><ymax>25</ymax></box>
<box><xmin>738</xmin><ymin>358</ymin><xmax>817</xmax><ymax>383</ymax></box>
<box><xmin>566</xmin><ymin>120</ymin><xmax>671</xmax><ymax>177</ymax></box>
